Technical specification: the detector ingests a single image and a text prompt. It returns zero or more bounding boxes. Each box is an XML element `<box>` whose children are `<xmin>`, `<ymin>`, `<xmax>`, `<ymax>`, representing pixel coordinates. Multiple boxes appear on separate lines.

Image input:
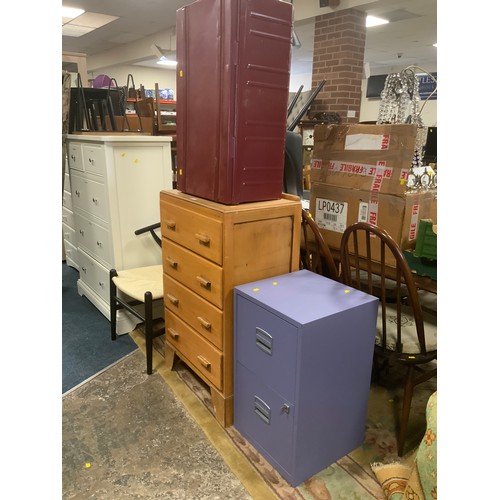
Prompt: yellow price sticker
<box><xmin>253</xmin><ymin>287</ymin><xmax>260</xmax><ymax>292</ymax></box>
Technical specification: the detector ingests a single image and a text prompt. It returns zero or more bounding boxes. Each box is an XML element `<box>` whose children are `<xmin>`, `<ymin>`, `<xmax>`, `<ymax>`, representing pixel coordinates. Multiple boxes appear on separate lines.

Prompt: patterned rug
<box><xmin>131</xmin><ymin>329</ymin><xmax>437</xmax><ymax>499</ymax></box>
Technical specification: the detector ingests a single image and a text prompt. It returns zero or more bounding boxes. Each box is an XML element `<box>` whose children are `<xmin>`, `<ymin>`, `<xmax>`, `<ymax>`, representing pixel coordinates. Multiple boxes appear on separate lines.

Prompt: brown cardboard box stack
<box><xmin>309</xmin><ymin>123</ymin><xmax>437</xmax><ymax>265</ymax></box>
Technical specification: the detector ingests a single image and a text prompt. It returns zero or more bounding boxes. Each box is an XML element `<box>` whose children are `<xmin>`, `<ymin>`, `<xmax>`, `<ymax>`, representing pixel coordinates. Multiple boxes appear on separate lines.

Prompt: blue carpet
<box><xmin>62</xmin><ymin>263</ymin><xmax>137</xmax><ymax>393</ymax></box>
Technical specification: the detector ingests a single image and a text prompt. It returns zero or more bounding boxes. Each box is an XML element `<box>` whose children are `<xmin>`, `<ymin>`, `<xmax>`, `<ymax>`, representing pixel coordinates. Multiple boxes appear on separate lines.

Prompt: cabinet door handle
<box><xmin>79</xmin><ymin>229</ymin><xmax>85</xmax><ymax>236</ymax></box>
<box><xmin>197</xmin><ymin>316</ymin><xmax>211</xmax><ymax>331</ymax></box>
<box><xmin>166</xmin><ymin>257</ymin><xmax>178</xmax><ymax>269</ymax></box>
<box><xmin>96</xmin><ymin>241</ymin><xmax>102</xmax><ymax>248</ymax></box>
<box><xmin>197</xmin><ymin>355</ymin><xmax>211</xmax><ymax>369</ymax></box>
<box><xmin>92</xmin><ymin>197</ymin><xmax>98</xmax><ymax>204</ymax></box>
<box><xmin>166</xmin><ymin>293</ymin><xmax>179</xmax><ymax>306</ymax></box>
<box><xmin>75</xmin><ymin>190</ymin><xmax>80</xmax><ymax>197</ymax></box>
<box><xmin>165</xmin><ymin>220</ymin><xmax>176</xmax><ymax>231</ymax></box>
<box><xmin>195</xmin><ymin>233</ymin><xmax>210</xmax><ymax>245</ymax></box>
<box><xmin>196</xmin><ymin>275</ymin><xmax>211</xmax><ymax>289</ymax></box>
<box><xmin>167</xmin><ymin>328</ymin><xmax>179</xmax><ymax>340</ymax></box>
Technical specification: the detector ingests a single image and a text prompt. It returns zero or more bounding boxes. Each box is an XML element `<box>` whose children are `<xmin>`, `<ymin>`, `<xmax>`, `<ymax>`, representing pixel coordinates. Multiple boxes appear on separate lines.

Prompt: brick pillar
<box><xmin>309</xmin><ymin>8</ymin><xmax>366</xmax><ymax>124</ymax></box>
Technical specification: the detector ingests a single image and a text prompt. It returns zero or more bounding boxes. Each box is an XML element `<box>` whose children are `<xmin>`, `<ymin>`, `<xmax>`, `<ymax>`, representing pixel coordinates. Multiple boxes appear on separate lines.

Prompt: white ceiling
<box><xmin>62</xmin><ymin>0</ymin><xmax>437</xmax><ymax>77</ymax></box>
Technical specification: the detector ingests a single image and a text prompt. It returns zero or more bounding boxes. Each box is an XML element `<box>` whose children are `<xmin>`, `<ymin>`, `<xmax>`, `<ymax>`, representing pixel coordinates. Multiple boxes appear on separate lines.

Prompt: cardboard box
<box><xmin>310</xmin><ymin>124</ymin><xmax>424</xmax><ymax>196</ymax></box>
<box><xmin>310</xmin><ymin>182</ymin><xmax>437</xmax><ymax>266</ymax></box>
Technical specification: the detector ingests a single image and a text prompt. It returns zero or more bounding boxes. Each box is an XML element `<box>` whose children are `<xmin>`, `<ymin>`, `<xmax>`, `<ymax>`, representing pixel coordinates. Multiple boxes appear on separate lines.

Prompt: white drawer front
<box><xmin>62</xmin><ymin>206</ymin><xmax>74</xmax><ymax>228</ymax></box>
<box><xmin>74</xmin><ymin>213</ymin><xmax>112</xmax><ymax>266</ymax></box>
<box><xmin>68</xmin><ymin>143</ymin><xmax>84</xmax><ymax>171</ymax></box>
<box><xmin>70</xmin><ymin>173</ymin><xmax>108</xmax><ymax>222</ymax></box>
<box><xmin>78</xmin><ymin>249</ymin><xmax>110</xmax><ymax>304</ymax></box>
<box><xmin>62</xmin><ymin>222</ymin><xmax>77</xmax><ymax>247</ymax></box>
<box><xmin>64</xmin><ymin>240</ymin><xmax>79</xmax><ymax>268</ymax></box>
<box><xmin>64</xmin><ymin>171</ymin><xmax>71</xmax><ymax>192</ymax></box>
<box><xmin>62</xmin><ymin>190</ymin><xmax>73</xmax><ymax>211</ymax></box>
<box><xmin>82</xmin><ymin>144</ymin><xmax>106</xmax><ymax>176</ymax></box>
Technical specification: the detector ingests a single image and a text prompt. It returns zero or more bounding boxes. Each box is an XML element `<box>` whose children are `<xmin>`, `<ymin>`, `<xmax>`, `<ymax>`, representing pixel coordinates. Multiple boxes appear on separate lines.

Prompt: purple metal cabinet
<box><xmin>176</xmin><ymin>0</ymin><xmax>293</xmax><ymax>204</ymax></box>
<box><xmin>233</xmin><ymin>270</ymin><xmax>379</xmax><ymax>487</ymax></box>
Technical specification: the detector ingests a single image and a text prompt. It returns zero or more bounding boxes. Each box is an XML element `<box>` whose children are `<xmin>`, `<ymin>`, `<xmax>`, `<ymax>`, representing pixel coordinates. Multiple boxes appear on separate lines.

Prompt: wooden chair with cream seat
<box><xmin>339</xmin><ymin>221</ymin><xmax>437</xmax><ymax>457</ymax></box>
<box><xmin>299</xmin><ymin>208</ymin><xmax>340</xmax><ymax>281</ymax></box>
<box><xmin>109</xmin><ymin>223</ymin><xmax>164</xmax><ymax>375</ymax></box>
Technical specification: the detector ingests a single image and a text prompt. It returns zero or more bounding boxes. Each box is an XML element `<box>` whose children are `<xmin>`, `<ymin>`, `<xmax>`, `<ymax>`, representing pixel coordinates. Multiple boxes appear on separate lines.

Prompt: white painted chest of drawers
<box><xmin>67</xmin><ymin>134</ymin><xmax>173</xmax><ymax>334</ymax></box>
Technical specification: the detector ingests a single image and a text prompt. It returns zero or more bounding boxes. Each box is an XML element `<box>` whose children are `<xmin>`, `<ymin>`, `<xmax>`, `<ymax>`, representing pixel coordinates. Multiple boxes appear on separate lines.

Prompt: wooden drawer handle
<box><xmin>165</xmin><ymin>220</ymin><xmax>176</xmax><ymax>231</ymax></box>
<box><xmin>166</xmin><ymin>293</ymin><xmax>179</xmax><ymax>306</ymax></box>
<box><xmin>197</xmin><ymin>316</ymin><xmax>212</xmax><ymax>331</ymax></box>
<box><xmin>196</xmin><ymin>275</ymin><xmax>211</xmax><ymax>289</ymax></box>
<box><xmin>167</xmin><ymin>328</ymin><xmax>179</xmax><ymax>340</ymax></box>
<box><xmin>166</xmin><ymin>257</ymin><xmax>178</xmax><ymax>269</ymax></box>
<box><xmin>195</xmin><ymin>232</ymin><xmax>210</xmax><ymax>245</ymax></box>
<box><xmin>197</xmin><ymin>355</ymin><xmax>211</xmax><ymax>370</ymax></box>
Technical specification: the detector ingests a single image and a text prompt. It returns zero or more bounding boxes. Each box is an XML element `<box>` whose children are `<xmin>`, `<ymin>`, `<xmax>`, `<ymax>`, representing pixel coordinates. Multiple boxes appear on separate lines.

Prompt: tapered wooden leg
<box><xmin>398</xmin><ymin>365</ymin><xmax>415</xmax><ymax>456</ymax></box>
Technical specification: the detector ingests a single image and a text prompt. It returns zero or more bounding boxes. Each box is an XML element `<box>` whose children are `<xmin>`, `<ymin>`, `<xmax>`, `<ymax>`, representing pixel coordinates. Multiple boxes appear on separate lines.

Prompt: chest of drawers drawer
<box><xmin>82</xmin><ymin>144</ymin><xmax>106</xmax><ymax>176</ymax></box>
<box><xmin>78</xmin><ymin>248</ymin><xmax>110</xmax><ymax>303</ymax></box>
<box><xmin>62</xmin><ymin>222</ymin><xmax>77</xmax><ymax>248</ymax></box>
<box><xmin>165</xmin><ymin>310</ymin><xmax>223</xmax><ymax>390</ymax></box>
<box><xmin>74</xmin><ymin>212</ymin><xmax>112</xmax><ymax>266</ymax></box>
<box><xmin>163</xmin><ymin>240</ymin><xmax>223</xmax><ymax>308</ymax></box>
<box><xmin>62</xmin><ymin>206</ymin><xmax>74</xmax><ymax>228</ymax></box>
<box><xmin>71</xmin><ymin>172</ymin><xmax>109</xmax><ymax>222</ymax></box>
<box><xmin>163</xmin><ymin>274</ymin><xmax>223</xmax><ymax>349</ymax></box>
<box><xmin>161</xmin><ymin>201</ymin><xmax>223</xmax><ymax>264</ymax></box>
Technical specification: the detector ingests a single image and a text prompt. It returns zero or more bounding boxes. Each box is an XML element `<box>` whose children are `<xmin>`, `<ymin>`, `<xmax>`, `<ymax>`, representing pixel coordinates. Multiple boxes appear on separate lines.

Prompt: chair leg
<box><xmin>397</xmin><ymin>365</ymin><xmax>416</xmax><ymax>456</ymax></box>
<box><xmin>110</xmin><ymin>269</ymin><xmax>118</xmax><ymax>341</ymax></box>
<box><xmin>145</xmin><ymin>291</ymin><xmax>153</xmax><ymax>375</ymax></box>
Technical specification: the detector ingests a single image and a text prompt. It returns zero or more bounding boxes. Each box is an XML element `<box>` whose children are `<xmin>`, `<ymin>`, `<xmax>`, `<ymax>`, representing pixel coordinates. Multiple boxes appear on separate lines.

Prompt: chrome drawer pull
<box><xmin>166</xmin><ymin>293</ymin><xmax>179</xmax><ymax>306</ymax></box>
<box><xmin>166</xmin><ymin>257</ymin><xmax>178</xmax><ymax>269</ymax></box>
<box><xmin>197</xmin><ymin>316</ymin><xmax>212</xmax><ymax>331</ymax></box>
<box><xmin>167</xmin><ymin>328</ymin><xmax>179</xmax><ymax>339</ymax></box>
<box><xmin>197</xmin><ymin>355</ymin><xmax>211</xmax><ymax>369</ymax></box>
<box><xmin>195</xmin><ymin>233</ymin><xmax>210</xmax><ymax>245</ymax></box>
<box><xmin>165</xmin><ymin>220</ymin><xmax>176</xmax><ymax>231</ymax></box>
<box><xmin>196</xmin><ymin>275</ymin><xmax>211</xmax><ymax>289</ymax></box>
<box><xmin>281</xmin><ymin>404</ymin><xmax>290</xmax><ymax>415</ymax></box>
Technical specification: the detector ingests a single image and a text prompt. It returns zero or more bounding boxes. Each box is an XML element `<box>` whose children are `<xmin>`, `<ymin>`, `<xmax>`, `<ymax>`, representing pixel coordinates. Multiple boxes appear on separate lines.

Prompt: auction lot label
<box><xmin>315</xmin><ymin>198</ymin><xmax>348</xmax><ymax>233</ymax></box>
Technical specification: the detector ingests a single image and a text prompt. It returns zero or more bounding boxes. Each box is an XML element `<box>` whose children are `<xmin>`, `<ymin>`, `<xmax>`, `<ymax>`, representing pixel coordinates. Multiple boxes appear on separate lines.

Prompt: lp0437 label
<box><xmin>315</xmin><ymin>198</ymin><xmax>348</xmax><ymax>233</ymax></box>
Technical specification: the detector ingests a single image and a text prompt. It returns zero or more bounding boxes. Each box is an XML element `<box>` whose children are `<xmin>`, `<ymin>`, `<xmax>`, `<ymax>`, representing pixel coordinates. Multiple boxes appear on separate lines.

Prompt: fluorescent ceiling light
<box><xmin>62</xmin><ymin>6</ymin><xmax>85</xmax><ymax>20</ymax></box>
<box><xmin>157</xmin><ymin>57</ymin><xmax>177</xmax><ymax>67</ymax></box>
<box><xmin>366</xmin><ymin>15</ymin><xmax>389</xmax><ymax>27</ymax></box>
<box><xmin>62</xmin><ymin>7</ymin><xmax>118</xmax><ymax>38</ymax></box>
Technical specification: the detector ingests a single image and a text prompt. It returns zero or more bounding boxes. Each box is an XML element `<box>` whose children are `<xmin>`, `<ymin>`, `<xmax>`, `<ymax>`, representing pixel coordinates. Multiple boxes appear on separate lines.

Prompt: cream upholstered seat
<box><xmin>109</xmin><ymin>224</ymin><xmax>164</xmax><ymax>375</ymax></box>
<box><xmin>340</xmin><ymin>221</ymin><xmax>437</xmax><ymax>457</ymax></box>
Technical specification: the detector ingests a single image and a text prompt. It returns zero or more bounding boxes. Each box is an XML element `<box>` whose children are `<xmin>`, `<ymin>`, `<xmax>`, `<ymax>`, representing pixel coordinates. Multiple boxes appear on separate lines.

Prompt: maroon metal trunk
<box><xmin>176</xmin><ymin>0</ymin><xmax>293</xmax><ymax>205</ymax></box>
